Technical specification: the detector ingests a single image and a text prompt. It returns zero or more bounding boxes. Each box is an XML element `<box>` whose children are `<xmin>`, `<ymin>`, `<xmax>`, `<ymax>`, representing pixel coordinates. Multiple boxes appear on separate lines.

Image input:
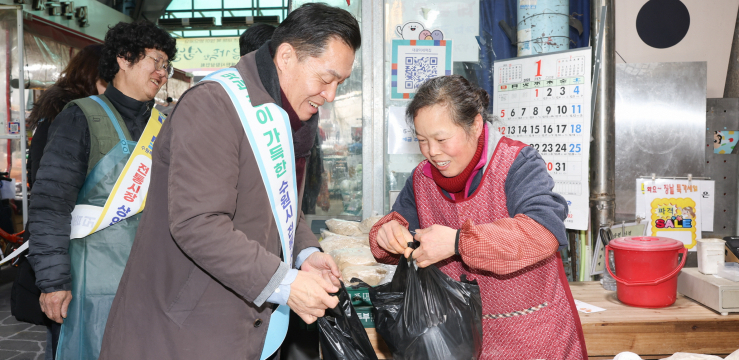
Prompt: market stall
<box><xmin>318</xmin><ymin>218</ymin><xmax>739</xmax><ymax>360</ymax></box>
<box><xmin>303</xmin><ymin>0</ymin><xmax>739</xmax><ymax>358</ymax></box>
<box><xmin>0</xmin><ymin>6</ymin><xmax>192</xmax><ymax>237</ymax></box>
<box><xmin>3</xmin><ymin>0</ymin><xmax>739</xmax><ymax>358</ymax></box>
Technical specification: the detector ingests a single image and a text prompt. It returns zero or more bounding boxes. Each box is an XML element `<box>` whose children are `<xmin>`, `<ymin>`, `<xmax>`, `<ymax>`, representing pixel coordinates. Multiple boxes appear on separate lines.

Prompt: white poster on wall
<box><xmin>492</xmin><ymin>48</ymin><xmax>592</xmax><ymax>230</ymax></box>
<box><xmin>638</xmin><ymin>179</ymin><xmax>704</xmax><ymax>251</ymax></box>
<box><xmin>636</xmin><ymin>179</ymin><xmax>715</xmax><ymax>232</ymax></box>
<box><xmin>390</xmin><ymin>0</ymin><xmax>480</xmax><ymax>62</ymax></box>
<box><xmin>387</xmin><ymin>106</ymin><xmax>421</xmax><ymax>155</ymax></box>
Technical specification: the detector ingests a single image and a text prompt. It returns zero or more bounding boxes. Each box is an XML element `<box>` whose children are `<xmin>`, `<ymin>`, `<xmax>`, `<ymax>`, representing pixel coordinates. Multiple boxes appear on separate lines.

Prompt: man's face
<box><xmin>116</xmin><ymin>48</ymin><xmax>169</xmax><ymax>101</ymax></box>
<box><xmin>276</xmin><ymin>38</ymin><xmax>355</xmax><ymax>121</ymax></box>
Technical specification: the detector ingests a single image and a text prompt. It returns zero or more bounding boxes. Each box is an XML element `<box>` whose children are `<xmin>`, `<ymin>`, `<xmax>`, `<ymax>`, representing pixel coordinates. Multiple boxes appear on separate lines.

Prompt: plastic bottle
<box><xmin>600</xmin><ymin>251</ymin><xmax>617</xmax><ymax>291</ymax></box>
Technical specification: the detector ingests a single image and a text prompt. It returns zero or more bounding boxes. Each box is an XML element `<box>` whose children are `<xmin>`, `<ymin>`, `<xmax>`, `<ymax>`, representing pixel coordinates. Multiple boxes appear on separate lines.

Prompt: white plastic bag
<box><xmin>377</xmin><ymin>263</ymin><xmax>397</xmax><ymax>285</ymax></box>
<box><xmin>330</xmin><ymin>247</ymin><xmax>377</xmax><ymax>271</ymax></box>
<box><xmin>342</xmin><ymin>265</ymin><xmax>389</xmax><ymax>286</ymax></box>
<box><xmin>325</xmin><ymin>219</ymin><xmax>363</xmax><ymax>236</ymax></box>
<box><xmin>358</xmin><ymin>216</ymin><xmax>383</xmax><ymax>234</ymax></box>
<box><xmin>319</xmin><ymin>237</ymin><xmax>370</xmax><ymax>253</ymax></box>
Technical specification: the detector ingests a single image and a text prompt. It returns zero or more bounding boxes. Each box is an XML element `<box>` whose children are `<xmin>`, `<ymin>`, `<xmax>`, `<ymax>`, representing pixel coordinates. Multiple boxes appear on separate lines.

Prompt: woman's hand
<box><xmin>412</xmin><ymin>225</ymin><xmax>457</xmax><ymax>267</ymax></box>
<box><xmin>377</xmin><ymin>220</ymin><xmax>413</xmax><ymax>255</ymax></box>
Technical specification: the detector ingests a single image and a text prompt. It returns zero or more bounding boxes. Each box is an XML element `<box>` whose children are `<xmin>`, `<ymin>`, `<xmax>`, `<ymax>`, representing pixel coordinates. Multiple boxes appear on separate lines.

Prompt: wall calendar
<box><xmin>493</xmin><ymin>48</ymin><xmax>592</xmax><ymax>230</ymax></box>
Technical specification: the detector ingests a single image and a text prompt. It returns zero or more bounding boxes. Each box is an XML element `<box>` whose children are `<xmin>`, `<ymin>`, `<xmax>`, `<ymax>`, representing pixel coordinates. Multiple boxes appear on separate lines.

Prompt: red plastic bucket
<box><xmin>605</xmin><ymin>236</ymin><xmax>687</xmax><ymax>308</ymax></box>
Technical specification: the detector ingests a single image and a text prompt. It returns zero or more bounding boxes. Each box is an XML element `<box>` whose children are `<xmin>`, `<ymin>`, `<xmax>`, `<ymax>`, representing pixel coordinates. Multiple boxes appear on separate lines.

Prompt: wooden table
<box><xmin>359</xmin><ymin>281</ymin><xmax>739</xmax><ymax>359</ymax></box>
<box><xmin>572</xmin><ymin>281</ymin><xmax>739</xmax><ymax>359</ymax></box>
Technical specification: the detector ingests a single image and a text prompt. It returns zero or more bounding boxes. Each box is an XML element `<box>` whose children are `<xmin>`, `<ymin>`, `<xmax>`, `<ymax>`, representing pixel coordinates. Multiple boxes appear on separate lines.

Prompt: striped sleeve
<box><xmin>458</xmin><ymin>214</ymin><xmax>559</xmax><ymax>275</ymax></box>
<box><xmin>368</xmin><ymin>212</ymin><xmax>406</xmax><ymax>265</ymax></box>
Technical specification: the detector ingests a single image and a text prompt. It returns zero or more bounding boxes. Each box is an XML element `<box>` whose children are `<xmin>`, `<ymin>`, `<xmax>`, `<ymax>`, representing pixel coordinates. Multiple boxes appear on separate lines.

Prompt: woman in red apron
<box><xmin>369</xmin><ymin>75</ymin><xmax>587</xmax><ymax>360</ymax></box>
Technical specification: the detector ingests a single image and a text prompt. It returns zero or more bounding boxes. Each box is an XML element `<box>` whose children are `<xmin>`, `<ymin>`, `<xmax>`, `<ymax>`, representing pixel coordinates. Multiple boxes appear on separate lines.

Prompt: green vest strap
<box><xmin>64</xmin><ymin>95</ymin><xmax>133</xmax><ymax>175</ymax></box>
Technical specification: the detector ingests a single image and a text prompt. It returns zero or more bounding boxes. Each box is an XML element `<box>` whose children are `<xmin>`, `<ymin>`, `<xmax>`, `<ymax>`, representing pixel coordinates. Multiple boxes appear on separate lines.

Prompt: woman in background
<box><xmin>369</xmin><ymin>75</ymin><xmax>587</xmax><ymax>360</ymax></box>
<box><xmin>27</xmin><ymin>44</ymin><xmax>106</xmax><ymax>187</ymax></box>
<box><xmin>22</xmin><ymin>44</ymin><xmax>105</xmax><ymax>360</ymax></box>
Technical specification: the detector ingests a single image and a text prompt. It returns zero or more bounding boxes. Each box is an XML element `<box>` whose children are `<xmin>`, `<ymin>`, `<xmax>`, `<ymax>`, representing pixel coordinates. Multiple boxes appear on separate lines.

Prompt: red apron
<box><xmin>412</xmin><ymin>137</ymin><xmax>587</xmax><ymax>360</ymax></box>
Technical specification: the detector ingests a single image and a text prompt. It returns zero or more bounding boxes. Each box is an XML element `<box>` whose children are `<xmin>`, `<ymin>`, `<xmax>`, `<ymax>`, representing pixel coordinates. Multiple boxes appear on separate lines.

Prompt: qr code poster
<box><xmin>391</xmin><ymin>39</ymin><xmax>452</xmax><ymax>100</ymax></box>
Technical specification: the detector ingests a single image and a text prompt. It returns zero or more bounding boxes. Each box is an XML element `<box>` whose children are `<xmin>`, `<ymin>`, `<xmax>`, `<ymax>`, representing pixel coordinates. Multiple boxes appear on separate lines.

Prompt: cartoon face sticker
<box><xmin>397</xmin><ymin>22</ymin><xmax>426</xmax><ymax>40</ymax></box>
<box><xmin>431</xmin><ymin>30</ymin><xmax>444</xmax><ymax>40</ymax></box>
<box><xmin>714</xmin><ymin>131</ymin><xmax>723</xmax><ymax>149</ymax></box>
<box><xmin>419</xmin><ymin>30</ymin><xmax>432</xmax><ymax>40</ymax></box>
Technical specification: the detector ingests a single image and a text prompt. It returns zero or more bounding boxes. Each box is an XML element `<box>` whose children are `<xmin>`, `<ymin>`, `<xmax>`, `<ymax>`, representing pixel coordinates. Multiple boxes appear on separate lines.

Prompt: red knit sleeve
<box><xmin>368</xmin><ymin>212</ymin><xmax>407</xmax><ymax>265</ymax></box>
<box><xmin>458</xmin><ymin>214</ymin><xmax>559</xmax><ymax>275</ymax></box>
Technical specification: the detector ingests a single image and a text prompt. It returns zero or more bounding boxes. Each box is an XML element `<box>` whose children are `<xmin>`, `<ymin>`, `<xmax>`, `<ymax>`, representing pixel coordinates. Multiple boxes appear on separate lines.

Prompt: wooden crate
<box><xmin>364</xmin><ymin>327</ymin><xmax>393</xmax><ymax>359</ymax></box>
<box><xmin>319</xmin><ymin>327</ymin><xmax>393</xmax><ymax>359</ymax></box>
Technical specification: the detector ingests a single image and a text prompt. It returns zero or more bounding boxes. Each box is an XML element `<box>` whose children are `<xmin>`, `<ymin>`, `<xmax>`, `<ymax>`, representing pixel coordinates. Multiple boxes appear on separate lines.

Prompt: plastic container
<box><xmin>696</xmin><ymin>238</ymin><xmax>726</xmax><ymax>275</ymax></box>
<box><xmin>606</xmin><ymin>236</ymin><xmax>687</xmax><ymax>308</ymax></box>
<box><xmin>717</xmin><ymin>262</ymin><xmax>739</xmax><ymax>282</ymax></box>
<box><xmin>600</xmin><ymin>273</ymin><xmax>617</xmax><ymax>291</ymax></box>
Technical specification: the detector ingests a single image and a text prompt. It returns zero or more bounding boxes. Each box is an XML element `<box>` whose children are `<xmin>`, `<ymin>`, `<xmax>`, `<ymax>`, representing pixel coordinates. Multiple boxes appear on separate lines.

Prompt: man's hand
<box><xmin>39</xmin><ymin>290</ymin><xmax>72</xmax><ymax>324</ymax></box>
<box><xmin>287</xmin><ymin>271</ymin><xmax>339</xmax><ymax>324</ymax></box>
<box><xmin>411</xmin><ymin>225</ymin><xmax>457</xmax><ymax>268</ymax></box>
<box><xmin>377</xmin><ymin>220</ymin><xmax>413</xmax><ymax>255</ymax></box>
<box><xmin>300</xmin><ymin>252</ymin><xmax>341</xmax><ymax>288</ymax></box>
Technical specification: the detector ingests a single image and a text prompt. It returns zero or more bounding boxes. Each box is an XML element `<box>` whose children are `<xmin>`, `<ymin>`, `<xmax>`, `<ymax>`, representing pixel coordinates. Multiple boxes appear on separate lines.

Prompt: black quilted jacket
<box><xmin>27</xmin><ymin>84</ymin><xmax>152</xmax><ymax>293</ymax></box>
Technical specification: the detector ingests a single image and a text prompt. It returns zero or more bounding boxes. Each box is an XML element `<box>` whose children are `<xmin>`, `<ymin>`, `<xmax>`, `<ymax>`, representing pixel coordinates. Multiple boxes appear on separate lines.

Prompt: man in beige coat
<box><xmin>99</xmin><ymin>4</ymin><xmax>360</xmax><ymax>359</ymax></box>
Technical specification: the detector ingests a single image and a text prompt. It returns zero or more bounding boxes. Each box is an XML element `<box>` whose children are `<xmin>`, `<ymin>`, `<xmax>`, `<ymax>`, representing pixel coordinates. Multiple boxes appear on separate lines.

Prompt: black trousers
<box><xmin>0</xmin><ymin>200</ymin><xmax>14</xmax><ymax>234</ymax></box>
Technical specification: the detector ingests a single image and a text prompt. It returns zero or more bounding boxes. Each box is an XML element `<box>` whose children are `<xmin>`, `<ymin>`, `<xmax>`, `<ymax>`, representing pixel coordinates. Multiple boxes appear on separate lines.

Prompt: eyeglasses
<box><xmin>145</xmin><ymin>54</ymin><xmax>174</xmax><ymax>78</ymax></box>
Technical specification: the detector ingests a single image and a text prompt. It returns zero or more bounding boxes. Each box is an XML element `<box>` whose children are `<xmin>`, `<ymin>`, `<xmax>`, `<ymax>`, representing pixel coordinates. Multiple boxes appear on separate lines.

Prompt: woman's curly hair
<box><xmin>99</xmin><ymin>20</ymin><xmax>177</xmax><ymax>83</ymax></box>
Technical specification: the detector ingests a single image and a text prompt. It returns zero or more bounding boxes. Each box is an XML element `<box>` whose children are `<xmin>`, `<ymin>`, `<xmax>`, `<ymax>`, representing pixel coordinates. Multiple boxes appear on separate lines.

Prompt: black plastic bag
<box><xmin>367</xmin><ymin>255</ymin><xmax>483</xmax><ymax>360</ymax></box>
<box><xmin>318</xmin><ymin>281</ymin><xmax>379</xmax><ymax>360</ymax></box>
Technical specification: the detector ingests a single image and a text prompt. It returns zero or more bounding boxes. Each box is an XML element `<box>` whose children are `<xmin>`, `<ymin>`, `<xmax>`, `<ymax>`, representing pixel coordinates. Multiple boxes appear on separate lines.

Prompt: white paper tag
<box><xmin>574</xmin><ymin>299</ymin><xmax>606</xmax><ymax>313</ymax></box>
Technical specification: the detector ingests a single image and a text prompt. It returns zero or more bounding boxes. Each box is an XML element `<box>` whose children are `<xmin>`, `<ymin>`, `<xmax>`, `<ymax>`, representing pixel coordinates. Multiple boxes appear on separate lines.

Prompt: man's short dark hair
<box><xmin>271</xmin><ymin>3</ymin><xmax>360</xmax><ymax>60</ymax></box>
<box><xmin>166</xmin><ymin>97</ymin><xmax>173</xmax><ymax>103</ymax></box>
<box><xmin>99</xmin><ymin>20</ymin><xmax>177</xmax><ymax>83</ymax></box>
<box><xmin>240</xmin><ymin>23</ymin><xmax>276</xmax><ymax>56</ymax></box>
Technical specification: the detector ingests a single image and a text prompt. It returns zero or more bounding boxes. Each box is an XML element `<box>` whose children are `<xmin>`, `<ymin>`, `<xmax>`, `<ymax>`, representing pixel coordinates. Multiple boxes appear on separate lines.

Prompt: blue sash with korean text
<box><xmin>203</xmin><ymin>68</ymin><xmax>297</xmax><ymax>360</ymax></box>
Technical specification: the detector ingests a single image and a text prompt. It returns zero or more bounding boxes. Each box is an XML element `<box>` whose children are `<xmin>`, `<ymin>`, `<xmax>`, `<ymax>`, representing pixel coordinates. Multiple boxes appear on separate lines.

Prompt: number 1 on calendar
<box><xmin>535</xmin><ymin>59</ymin><xmax>543</xmax><ymax>77</ymax></box>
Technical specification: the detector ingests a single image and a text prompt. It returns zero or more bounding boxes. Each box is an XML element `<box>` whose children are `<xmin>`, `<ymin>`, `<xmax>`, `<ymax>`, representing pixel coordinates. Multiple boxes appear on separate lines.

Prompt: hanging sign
<box><xmin>172</xmin><ymin>37</ymin><xmax>240</xmax><ymax>72</ymax></box>
<box><xmin>492</xmin><ymin>48</ymin><xmax>592</xmax><ymax>230</ymax></box>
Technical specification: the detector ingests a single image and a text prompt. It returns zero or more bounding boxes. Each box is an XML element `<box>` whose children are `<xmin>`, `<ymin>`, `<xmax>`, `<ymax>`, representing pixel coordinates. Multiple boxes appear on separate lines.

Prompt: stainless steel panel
<box><xmin>705</xmin><ymin>98</ymin><xmax>739</xmax><ymax>238</ymax></box>
<box><xmin>615</xmin><ymin>62</ymin><xmax>707</xmax><ymax>220</ymax></box>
